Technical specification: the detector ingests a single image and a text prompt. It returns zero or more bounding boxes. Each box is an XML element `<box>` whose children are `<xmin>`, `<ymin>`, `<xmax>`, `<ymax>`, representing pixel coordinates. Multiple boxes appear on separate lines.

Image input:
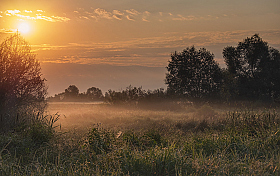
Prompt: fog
<box><xmin>46</xmin><ymin>101</ymin><xmax>201</xmax><ymax>133</ymax></box>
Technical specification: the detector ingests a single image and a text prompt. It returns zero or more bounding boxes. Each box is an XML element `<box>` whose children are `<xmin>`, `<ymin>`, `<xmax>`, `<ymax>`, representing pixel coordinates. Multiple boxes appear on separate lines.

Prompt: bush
<box><xmin>22</xmin><ymin>113</ymin><xmax>60</xmax><ymax>145</ymax></box>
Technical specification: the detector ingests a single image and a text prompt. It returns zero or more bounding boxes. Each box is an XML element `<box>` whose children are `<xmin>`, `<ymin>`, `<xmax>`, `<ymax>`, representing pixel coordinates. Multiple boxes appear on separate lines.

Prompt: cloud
<box><xmin>4</xmin><ymin>9</ymin><xmax>70</xmax><ymax>22</ymax></box>
<box><xmin>172</xmin><ymin>14</ymin><xmax>196</xmax><ymax>21</ymax></box>
<box><xmin>6</xmin><ymin>10</ymin><xmax>20</xmax><ymax>15</ymax></box>
<box><xmin>75</xmin><ymin>8</ymin><xmax>153</xmax><ymax>22</ymax></box>
<box><xmin>125</xmin><ymin>9</ymin><xmax>140</xmax><ymax>15</ymax></box>
<box><xmin>142</xmin><ymin>11</ymin><xmax>150</xmax><ymax>22</ymax></box>
<box><xmin>94</xmin><ymin>8</ymin><xmax>113</xmax><ymax>20</ymax></box>
<box><xmin>126</xmin><ymin>15</ymin><xmax>135</xmax><ymax>21</ymax></box>
<box><xmin>0</xmin><ymin>28</ymin><xmax>14</xmax><ymax>34</ymax></box>
<box><xmin>74</xmin><ymin>8</ymin><xmax>231</xmax><ymax>23</ymax></box>
<box><xmin>112</xmin><ymin>10</ymin><xmax>124</xmax><ymax>16</ymax></box>
<box><xmin>112</xmin><ymin>10</ymin><xmax>124</xmax><ymax>20</ymax></box>
<box><xmin>34</xmin><ymin>29</ymin><xmax>280</xmax><ymax>67</ymax></box>
<box><xmin>50</xmin><ymin>16</ymin><xmax>70</xmax><ymax>22</ymax></box>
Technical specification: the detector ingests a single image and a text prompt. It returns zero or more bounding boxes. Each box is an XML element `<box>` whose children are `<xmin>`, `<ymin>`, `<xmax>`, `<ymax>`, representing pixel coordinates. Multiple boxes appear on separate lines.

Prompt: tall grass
<box><xmin>1</xmin><ymin>105</ymin><xmax>280</xmax><ymax>175</ymax></box>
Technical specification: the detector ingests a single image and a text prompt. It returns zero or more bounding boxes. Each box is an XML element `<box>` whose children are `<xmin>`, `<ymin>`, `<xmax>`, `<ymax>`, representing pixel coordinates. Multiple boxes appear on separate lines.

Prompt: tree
<box><xmin>64</xmin><ymin>85</ymin><xmax>79</xmax><ymax>100</ymax></box>
<box><xmin>86</xmin><ymin>87</ymin><xmax>103</xmax><ymax>100</ymax></box>
<box><xmin>0</xmin><ymin>33</ymin><xmax>47</xmax><ymax>130</ymax></box>
<box><xmin>223</xmin><ymin>34</ymin><xmax>280</xmax><ymax>101</ymax></box>
<box><xmin>104</xmin><ymin>85</ymin><xmax>146</xmax><ymax>104</ymax></box>
<box><xmin>165</xmin><ymin>46</ymin><xmax>222</xmax><ymax>101</ymax></box>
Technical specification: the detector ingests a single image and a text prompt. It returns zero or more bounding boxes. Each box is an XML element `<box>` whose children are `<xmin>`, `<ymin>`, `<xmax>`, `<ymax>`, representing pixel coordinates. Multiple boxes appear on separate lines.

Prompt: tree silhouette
<box><xmin>165</xmin><ymin>46</ymin><xmax>222</xmax><ymax>101</ymax></box>
<box><xmin>104</xmin><ymin>86</ymin><xmax>146</xmax><ymax>104</ymax></box>
<box><xmin>223</xmin><ymin>34</ymin><xmax>280</xmax><ymax>101</ymax></box>
<box><xmin>64</xmin><ymin>85</ymin><xmax>79</xmax><ymax>100</ymax></box>
<box><xmin>86</xmin><ymin>87</ymin><xmax>103</xmax><ymax>100</ymax></box>
<box><xmin>0</xmin><ymin>33</ymin><xmax>47</xmax><ymax>130</ymax></box>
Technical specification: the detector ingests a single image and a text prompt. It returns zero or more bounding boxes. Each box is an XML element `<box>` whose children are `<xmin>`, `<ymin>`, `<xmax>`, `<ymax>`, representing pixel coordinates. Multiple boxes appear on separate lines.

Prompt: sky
<box><xmin>1</xmin><ymin>0</ymin><xmax>280</xmax><ymax>95</ymax></box>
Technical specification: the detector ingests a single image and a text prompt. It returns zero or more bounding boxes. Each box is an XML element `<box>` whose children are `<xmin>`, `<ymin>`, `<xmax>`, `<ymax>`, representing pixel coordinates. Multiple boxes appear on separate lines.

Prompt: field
<box><xmin>1</xmin><ymin>102</ymin><xmax>280</xmax><ymax>175</ymax></box>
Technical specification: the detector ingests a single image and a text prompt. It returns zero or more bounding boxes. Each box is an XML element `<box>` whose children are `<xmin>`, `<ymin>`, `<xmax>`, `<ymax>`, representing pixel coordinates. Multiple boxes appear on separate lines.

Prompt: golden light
<box><xmin>17</xmin><ymin>22</ymin><xmax>31</xmax><ymax>34</ymax></box>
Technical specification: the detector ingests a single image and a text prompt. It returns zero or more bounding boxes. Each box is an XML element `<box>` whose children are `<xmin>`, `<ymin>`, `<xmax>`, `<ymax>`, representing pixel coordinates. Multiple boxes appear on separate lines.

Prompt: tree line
<box><xmin>48</xmin><ymin>34</ymin><xmax>280</xmax><ymax>104</ymax></box>
<box><xmin>48</xmin><ymin>85</ymin><xmax>104</xmax><ymax>102</ymax></box>
<box><xmin>166</xmin><ymin>34</ymin><xmax>280</xmax><ymax>103</ymax></box>
<box><xmin>47</xmin><ymin>85</ymin><xmax>167</xmax><ymax>104</ymax></box>
<box><xmin>1</xmin><ymin>33</ymin><xmax>280</xmax><ymax>125</ymax></box>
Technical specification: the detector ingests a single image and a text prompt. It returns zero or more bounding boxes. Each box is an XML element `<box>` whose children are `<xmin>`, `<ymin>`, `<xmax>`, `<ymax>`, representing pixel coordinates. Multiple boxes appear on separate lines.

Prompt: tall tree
<box><xmin>0</xmin><ymin>33</ymin><xmax>46</xmax><ymax>111</ymax></box>
<box><xmin>165</xmin><ymin>46</ymin><xmax>222</xmax><ymax>101</ymax></box>
<box><xmin>0</xmin><ymin>33</ymin><xmax>47</xmax><ymax>130</ymax></box>
<box><xmin>223</xmin><ymin>34</ymin><xmax>280</xmax><ymax>101</ymax></box>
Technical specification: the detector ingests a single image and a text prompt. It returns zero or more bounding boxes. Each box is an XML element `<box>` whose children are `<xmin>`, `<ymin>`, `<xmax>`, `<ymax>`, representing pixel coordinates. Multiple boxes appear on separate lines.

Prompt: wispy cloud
<box><xmin>24</xmin><ymin>10</ymin><xmax>32</xmax><ymax>13</ymax></box>
<box><xmin>125</xmin><ymin>9</ymin><xmax>140</xmax><ymax>16</ymax></box>
<box><xmin>94</xmin><ymin>8</ymin><xmax>113</xmax><ymax>20</ymax></box>
<box><xmin>75</xmin><ymin>8</ymin><xmax>150</xmax><ymax>22</ymax></box>
<box><xmin>4</xmin><ymin>9</ymin><xmax>70</xmax><ymax>22</ymax></box>
<box><xmin>126</xmin><ymin>15</ymin><xmax>135</xmax><ymax>21</ymax></box>
<box><xmin>142</xmin><ymin>11</ymin><xmax>150</xmax><ymax>22</ymax></box>
<box><xmin>112</xmin><ymin>10</ymin><xmax>124</xmax><ymax>20</ymax></box>
<box><xmin>74</xmin><ymin>8</ymin><xmax>234</xmax><ymax>23</ymax></box>
<box><xmin>172</xmin><ymin>14</ymin><xmax>197</xmax><ymax>21</ymax></box>
<box><xmin>34</xmin><ymin>29</ymin><xmax>280</xmax><ymax>67</ymax></box>
<box><xmin>0</xmin><ymin>28</ymin><xmax>14</xmax><ymax>34</ymax></box>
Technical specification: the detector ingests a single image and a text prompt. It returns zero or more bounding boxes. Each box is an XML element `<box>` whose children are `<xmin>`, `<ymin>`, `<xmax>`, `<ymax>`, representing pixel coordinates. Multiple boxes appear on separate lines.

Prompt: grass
<box><xmin>1</xmin><ymin>103</ymin><xmax>280</xmax><ymax>175</ymax></box>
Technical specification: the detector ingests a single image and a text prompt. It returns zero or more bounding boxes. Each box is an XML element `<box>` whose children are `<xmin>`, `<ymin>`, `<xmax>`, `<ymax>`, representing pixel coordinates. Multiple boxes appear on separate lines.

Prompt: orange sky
<box><xmin>1</xmin><ymin>0</ymin><xmax>280</xmax><ymax>95</ymax></box>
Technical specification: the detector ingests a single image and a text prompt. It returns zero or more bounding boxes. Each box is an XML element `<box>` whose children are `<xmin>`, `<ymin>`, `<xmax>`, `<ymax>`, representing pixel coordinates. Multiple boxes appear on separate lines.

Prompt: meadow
<box><xmin>1</xmin><ymin>102</ymin><xmax>280</xmax><ymax>175</ymax></box>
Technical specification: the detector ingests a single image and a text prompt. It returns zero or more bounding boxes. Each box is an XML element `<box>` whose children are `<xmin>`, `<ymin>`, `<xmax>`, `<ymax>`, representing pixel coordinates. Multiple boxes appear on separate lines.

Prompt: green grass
<box><xmin>1</xmin><ymin>103</ymin><xmax>280</xmax><ymax>175</ymax></box>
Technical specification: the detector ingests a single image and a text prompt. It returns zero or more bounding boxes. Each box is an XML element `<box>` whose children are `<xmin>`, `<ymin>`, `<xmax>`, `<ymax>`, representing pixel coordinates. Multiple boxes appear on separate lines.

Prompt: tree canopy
<box><xmin>0</xmin><ymin>33</ymin><xmax>47</xmax><ymax>131</ymax></box>
<box><xmin>0</xmin><ymin>33</ymin><xmax>46</xmax><ymax>112</ymax></box>
<box><xmin>223</xmin><ymin>34</ymin><xmax>280</xmax><ymax>101</ymax></box>
<box><xmin>165</xmin><ymin>34</ymin><xmax>280</xmax><ymax>103</ymax></box>
<box><xmin>64</xmin><ymin>85</ymin><xmax>79</xmax><ymax>100</ymax></box>
<box><xmin>86</xmin><ymin>87</ymin><xmax>103</xmax><ymax>101</ymax></box>
<box><xmin>165</xmin><ymin>46</ymin><xmax>222</xmax><ymax>101</ymax></box>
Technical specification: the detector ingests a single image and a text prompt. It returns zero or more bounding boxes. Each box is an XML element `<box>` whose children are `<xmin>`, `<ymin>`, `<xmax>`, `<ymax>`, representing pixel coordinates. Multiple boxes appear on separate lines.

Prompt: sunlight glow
<box><xmin>17</xmin><ymin>22</ymin><xmax>31</xmax><ymax>34</ymax></box>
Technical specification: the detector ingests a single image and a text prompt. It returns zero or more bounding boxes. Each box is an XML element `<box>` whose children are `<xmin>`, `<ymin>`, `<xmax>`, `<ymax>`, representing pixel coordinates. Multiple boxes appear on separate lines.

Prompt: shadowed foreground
<box><xmin>1</xmin><ymin>102</ymin><xmax>280</xmax><ymax>175</ymax></box>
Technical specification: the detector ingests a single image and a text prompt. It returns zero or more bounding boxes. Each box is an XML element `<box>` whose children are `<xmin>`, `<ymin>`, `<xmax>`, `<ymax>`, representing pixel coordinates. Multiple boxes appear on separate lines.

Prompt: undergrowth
<box><xmin>1</xmin><ymin>107</ymin><xmax>280</xmax><ymax>175</ymax></box>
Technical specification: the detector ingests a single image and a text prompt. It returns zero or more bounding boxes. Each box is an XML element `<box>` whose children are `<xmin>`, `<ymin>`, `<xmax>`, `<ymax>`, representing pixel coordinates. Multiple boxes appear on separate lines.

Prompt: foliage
<box><xmin>223</xmin><ymin>34</ymin><xmax>280</xmax><ymax>102</ymax></box>
<box><xmin>122</xmin><ymin>130</ymin><xmax>165</xmax><ymax>150</ymax></box>
<box><xmin>87</xmin><ymin>124</ymin><xmax>115</xmax><ymax>154</ymax></box>
<box><xmin>48</xmin><ymin>85</ymin><xmax>104</xmax><ymax>102</ymax></box>
<box><xmin>86</xmin><ymin>87</ymin><xmax>103</xmax><ymax>101</ymax></box>
<box><xmin>64</xmin><ymin>85</ymin><xmax>79</xmax><ymax>100</ymax></box>
<box><xmin>0</xmin><ymin>33</ymin><xmax>47</xmax><ymax>132</ymax></box>
<box><xmin>23</xmin><ymin>113</ymin><xmax>60</xmax><ymax>145</ymax></box>
<box><xmin>165</xmin><ymin>46</ymin><xmax>222</xmax><ymax>101</ymax></box>
<box><xmin>1</xmin><ymin>106</ymin><xmax>280</xmax><ymax>175</ymax></box>
<box><xmin>105</xmin><ymin>85</ymin><xmax>146</xmax><ymax>104</ymax></box>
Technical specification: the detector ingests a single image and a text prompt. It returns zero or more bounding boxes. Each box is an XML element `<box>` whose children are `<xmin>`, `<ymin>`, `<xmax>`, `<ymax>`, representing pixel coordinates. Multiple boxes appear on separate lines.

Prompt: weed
<box><xmin>87</xmin><ymin>124</ymin><xmax>115</xmax><ymax>154</ymax></box>
<box><xmin>1</xmin><ymin>104</ymin><xmax>280</xmax><ymax>175</ymax></box>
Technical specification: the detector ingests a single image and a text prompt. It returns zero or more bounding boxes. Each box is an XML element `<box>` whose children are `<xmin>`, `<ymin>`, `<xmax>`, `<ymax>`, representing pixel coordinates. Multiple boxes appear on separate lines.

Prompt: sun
<box><xmin>17</xmin><ymin>22</ymin><xmax>31</xmax><ymax>34</ymax></box>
